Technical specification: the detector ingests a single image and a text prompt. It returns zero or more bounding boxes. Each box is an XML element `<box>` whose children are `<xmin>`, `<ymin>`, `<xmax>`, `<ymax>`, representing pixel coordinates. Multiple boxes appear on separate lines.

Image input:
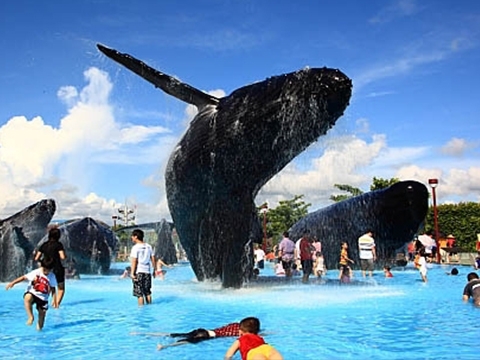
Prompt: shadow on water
<box><xmin>64</xmin><ymin>298</ymin><xmax>104</xmax><ymax>306</ymax></box>
<box><xmin>149</xmin><ymin>296</ymin><xmax>178</xmax><ymax>305</ymax></box>
<box><xmin>51</xmin><ymin>318</ymin><xmax>105</xmax><ymax>329</ymax></box>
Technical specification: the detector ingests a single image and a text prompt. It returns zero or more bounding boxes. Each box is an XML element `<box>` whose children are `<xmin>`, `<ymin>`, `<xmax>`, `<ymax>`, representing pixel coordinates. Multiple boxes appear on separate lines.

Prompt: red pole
<box><xmin>432</xmin><ymin>187</ymin><xmax>441</xmax><ymax>263</ymax></box>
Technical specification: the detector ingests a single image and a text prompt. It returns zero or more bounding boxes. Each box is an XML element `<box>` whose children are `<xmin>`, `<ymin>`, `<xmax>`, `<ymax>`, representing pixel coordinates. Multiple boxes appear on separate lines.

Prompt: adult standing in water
<box><xmin>130</xmin><ymin>229</ymin><xmax>155</xmax><ymax>305</ymax></box>
<box><xmin>299</xmin><ymin>231</ymin><xmax>314</xmax><ymax>283</ymax></box>
<box><xmin>358</xmin><ymin>230</ymin><xmax>376</xmax><ymax>277</ymax></box>
<box><xmin>34</xmin><ymin>227</ymin><xmax>67</xmax><ymax>308</ymax></box>
<box><xmin>278</xmin><ymin>232</ymin><xmax>295</xmax><ymax>278</ymax></box>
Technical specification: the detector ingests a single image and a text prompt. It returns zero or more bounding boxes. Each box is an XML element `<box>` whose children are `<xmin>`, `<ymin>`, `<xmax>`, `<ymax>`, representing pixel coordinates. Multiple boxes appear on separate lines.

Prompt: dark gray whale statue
<box><xmin>97</xmin><ymin>44</ymin><xmax>352</xmax><ymax>288</ymax></box>
<box><xmin>289</xmin><ymin>180</ymin><xmax>429</xmax><ymax>270</ymax></box>
<box><xmin>37</xmin><ymin>217</ymin><xmax>117</xmax><ymax>275</ymax></box>
<box><xmin>153</xmin><ymin>219</ymin><xmax>177</xmax><ymax>265</ymax></box>
<box><xmin>0</xmin><ymin>199</ymin><xmax>56</xmax><ymax>282</ymax></box>
<box><xmin>116</xmin><ymin>219</ymin><xmax>178</xmax><ymax>265</ymax></box>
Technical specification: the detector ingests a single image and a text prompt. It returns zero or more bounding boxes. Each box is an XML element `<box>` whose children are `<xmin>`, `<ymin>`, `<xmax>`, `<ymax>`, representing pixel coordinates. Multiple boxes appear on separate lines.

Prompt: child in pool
<box><xmin>274</xmin><ymin>262</ymin><xmax>285</xmax><ymax>276</ymax></box>
<box><xmin>414</xmin><ymin>250</ymin><xmax>428</xmax><ymax>282</ymax></box>
<box><xmin>5</xmin><ymin>257</ymin><xmax>58</xmax><ymax>330</ymax></box>
<box><xmin>340</xmin><ymin>266</ymin><xmax>352</xmax><ymax>284</ymax></box>
<box><xmin>151</xmin><ymin>322</ymin><xmax>242</xmax><ymax>350</ymax></box>
<box><xmin>120</xmin><ymin>266</ymin><xmax>131</xmax><ymax>279</ymax></box>
<box><xmin>155</xmin><ymin>258</ymin><xmax>172</xmax><ymax>280</ymax></box>
<box><xmin>314</xmin><ymin>252</ymin><xmax>327</xmax><ymax>278</ymax></box>
<box><xmin>338</xmin><ymin>242</ymin><xmax>354</xmax><ymax>280</ymax></box>
<box><xmin>383</xmin><ymin>266</ymin><xmax>393</xmax><ymax>278</ymax></box>
<box><xmin>225</xmin><ymin>317</ymin><xmax>283</xmax><ymax>360</ymax></box>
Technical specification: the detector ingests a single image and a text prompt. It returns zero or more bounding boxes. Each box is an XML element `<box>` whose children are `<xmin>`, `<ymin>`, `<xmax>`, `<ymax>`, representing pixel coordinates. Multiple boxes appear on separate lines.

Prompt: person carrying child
<box><xmin>225</xmin><ymin>317</ymin><xmax>283</xmax><ymax>360</ymax></box>
<box><xmin>5</xmin><ymin>257</ymin><xmax>58</xmax><ymax>330</ymax></box>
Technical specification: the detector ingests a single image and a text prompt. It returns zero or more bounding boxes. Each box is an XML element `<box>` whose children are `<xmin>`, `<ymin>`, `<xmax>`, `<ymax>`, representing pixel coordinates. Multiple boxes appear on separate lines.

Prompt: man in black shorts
<box><xmin>130</xmin><ymin>229</ymin><xmax>155</xmax><ymax>305</ymax></box>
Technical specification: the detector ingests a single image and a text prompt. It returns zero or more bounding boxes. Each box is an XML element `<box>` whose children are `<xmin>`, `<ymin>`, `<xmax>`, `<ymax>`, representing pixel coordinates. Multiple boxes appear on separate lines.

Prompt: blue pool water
<box><xmin>1</xmin><ymin>261</ymin><xmax>479</xmax><ymax>360</ymax></box>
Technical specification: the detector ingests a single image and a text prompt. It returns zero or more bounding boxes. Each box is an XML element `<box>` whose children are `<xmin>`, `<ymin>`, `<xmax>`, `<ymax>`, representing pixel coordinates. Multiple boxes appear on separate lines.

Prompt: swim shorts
<box><xmin>24</xmin><ymin>292</ymin><xmax>48</xmax><ymax>310</ymax></box>
<box><xmin>132</xmin><ymin>272</ymin><xmax>152</xmax><ymax>297</ymax></box>
<box><xmin>247</xmin><ymin>344</ymin><xmax>276</xmax><ymax>360</ymax></box>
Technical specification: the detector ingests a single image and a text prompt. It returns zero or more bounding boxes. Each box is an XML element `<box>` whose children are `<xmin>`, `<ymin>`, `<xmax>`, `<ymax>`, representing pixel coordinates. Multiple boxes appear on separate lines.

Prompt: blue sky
<box><xmin>1</xmin><ymin>0</ymin><xmax>479</xmax><ymax>225</ymax></box>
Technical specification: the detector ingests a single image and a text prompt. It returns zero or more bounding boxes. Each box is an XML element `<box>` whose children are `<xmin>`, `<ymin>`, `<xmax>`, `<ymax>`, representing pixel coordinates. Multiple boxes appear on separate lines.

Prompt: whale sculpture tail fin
<box><xmin>97</xmin><ymin>44</ymin><xmax>219</xmax><ymax>110</ymax></box>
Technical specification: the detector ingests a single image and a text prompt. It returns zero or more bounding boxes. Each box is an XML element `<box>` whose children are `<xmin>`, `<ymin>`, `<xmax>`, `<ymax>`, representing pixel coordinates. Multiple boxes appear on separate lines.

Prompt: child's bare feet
<box><xmin>26</xmin><ymin>317</ymin><xmax>34</xmax><ymax>326</ymax></box>
<box><xmin>36</xmin><ymin>323</ymin><xmax>42</xmax><ymax>331</ymax></box>
<box><xmin>157</xmin><ymin>344</ymin><xmax>164</xmax><ymax>351</ymax></box>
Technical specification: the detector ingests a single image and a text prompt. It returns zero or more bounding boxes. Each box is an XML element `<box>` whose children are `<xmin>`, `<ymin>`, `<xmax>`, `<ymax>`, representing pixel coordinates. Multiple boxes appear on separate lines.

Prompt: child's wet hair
<box><xmin>41</xmin><ymin>257</ymin><xmax>55</xmax><ymax>270</ymax></box>
<box><xmin>239</xmin><ymin>317</ymin><xmax>260</xmax><ymax>334</ymax></box>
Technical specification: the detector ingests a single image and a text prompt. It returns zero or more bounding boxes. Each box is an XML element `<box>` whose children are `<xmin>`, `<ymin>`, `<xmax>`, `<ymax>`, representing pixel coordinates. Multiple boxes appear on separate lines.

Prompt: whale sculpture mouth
<box><xmin>97</xmin><ymin>44</ymin><xmax>352</xmax><ymax>288</ymax></box>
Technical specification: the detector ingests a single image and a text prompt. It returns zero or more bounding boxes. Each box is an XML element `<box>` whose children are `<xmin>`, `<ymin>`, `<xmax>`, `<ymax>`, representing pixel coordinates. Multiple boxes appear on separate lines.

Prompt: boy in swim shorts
<box><xmin>5</xmin><ymin>257</ymin><xmax>57</xmax><ymax>330</ymax></box>
<box><xmin>225</xmin><ymin>317</ymin><xmax>283</xmax><ymax>360</ymax></box>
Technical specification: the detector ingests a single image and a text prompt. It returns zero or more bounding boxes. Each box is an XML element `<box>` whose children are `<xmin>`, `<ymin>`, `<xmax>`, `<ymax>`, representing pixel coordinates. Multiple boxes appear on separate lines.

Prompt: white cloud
<box><xmin>440</xmin><ymin>137</ymin><xmax>475</xmax><ymax>157</ymax></box>
<box><xmin>2</xmin><ymin>67</ymin><xmax>479</xmax><ymax>226</ymax></box>
<box><xmin>259</xmin><ymin>132</ymin><xmax>388</xmax><ymax>209</ymax></box>
<box><xmin>0</xmin><ymin>67</ymin><xmax>173</xmax><ymax>222</ymax></box>
<box><xmin>57</xmin><ymin>85</ymin><xmax>78</xmax><ymax>106</ymax></box>
<box><xmin>394</xmin><ymin>164</ymin><xmax>480</xmax><ymax>204</ymax></box>
<box><xmin>258</xmin><ymin>120</ymin><xmax>480</xmax><ymax>211</ymax></box>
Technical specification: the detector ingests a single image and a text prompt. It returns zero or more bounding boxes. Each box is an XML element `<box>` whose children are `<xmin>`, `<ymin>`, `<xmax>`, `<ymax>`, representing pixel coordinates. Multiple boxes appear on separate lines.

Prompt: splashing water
<box><xmin>1</xmin><ymin>261</ymin><xmax>478</xmax><ymax>359</ymax></box>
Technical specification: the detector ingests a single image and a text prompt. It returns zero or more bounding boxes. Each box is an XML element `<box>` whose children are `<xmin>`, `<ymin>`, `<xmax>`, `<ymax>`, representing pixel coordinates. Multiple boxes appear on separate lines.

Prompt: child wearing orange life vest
<box><xmin>225</xmin><ymin>317</ymin><xmax>283</xmax><ymax>360</ymax></box>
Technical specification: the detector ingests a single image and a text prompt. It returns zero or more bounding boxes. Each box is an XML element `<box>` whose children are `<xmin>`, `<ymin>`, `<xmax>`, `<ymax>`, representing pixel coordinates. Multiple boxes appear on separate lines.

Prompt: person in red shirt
<box><xmin>225</xmin><ymin>317</ymin><xmax>283</xmax><ymax>360</ymax></box>
<box><xmin>299</xmin><ymin>230</ymin><xmax>314</xmax><ymax>283</ymax></box>
<box><xmin>446</xmin><ymin>234</ymin><xmax>458</xmax><ymax>262</ymax></box>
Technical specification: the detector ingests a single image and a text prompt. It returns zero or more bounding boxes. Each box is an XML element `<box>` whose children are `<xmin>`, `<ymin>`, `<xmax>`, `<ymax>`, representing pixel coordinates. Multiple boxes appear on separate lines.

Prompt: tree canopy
<box><xmin>257</xmin><ymin>195</ymin><xmax>310</xmax><ymax>245</ymax></box>
<box><xmin>330</xmin><ymin>177</ymin><xmax>400</xmax><ymax>202</ymax></box>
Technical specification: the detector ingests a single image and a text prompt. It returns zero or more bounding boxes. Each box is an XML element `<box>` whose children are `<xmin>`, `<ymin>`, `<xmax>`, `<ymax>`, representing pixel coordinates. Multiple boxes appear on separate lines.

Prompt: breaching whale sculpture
<box><xmin>97</xmin><ymin>44</ymin><xmax>352</xmax><ymax>288</ymax></box>
<box><xmin>289</xmin><ymin>180</ymin><xmax>429</xmax><ymax>270</ymax></box>
<box><xmin>0</xmin><ymin>199</ymin><xmax>56</xmax><ymax>282</ymax></box>
<box><xmin>37</xmin><ymin>217</ymin><xmax>117</xmax><ymax>275</ymax></box>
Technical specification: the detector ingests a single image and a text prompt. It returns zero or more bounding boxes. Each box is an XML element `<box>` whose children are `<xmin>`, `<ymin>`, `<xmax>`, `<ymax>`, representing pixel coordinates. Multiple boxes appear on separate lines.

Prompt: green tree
<box><xmin>424</xmin><ymin>202</ymin><xmax>480</xmax><ymax>251</ymax></box>
<box><xmin>258</xmin><ymin>195</ymin><xmax>311</xmax><ymax>246</ymax></box>
<box><xmin>330</xmin><ymin>177</ymin><xmax>400</xmax><ymax>202</ymax></box>
<box><xmin>370</xmin><ymin>177</ymin><xmax>400</xmax><ymax>191</ymax></box>
<box><xmin>329</xmin><ymin>184</ymin><xmax>363</xmax><ymax>202</ymax></box>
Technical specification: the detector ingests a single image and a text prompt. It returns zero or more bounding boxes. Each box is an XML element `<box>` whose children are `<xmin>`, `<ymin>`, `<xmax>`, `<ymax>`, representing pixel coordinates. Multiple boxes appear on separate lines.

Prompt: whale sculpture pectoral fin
<box><xmin>97</xmin><ymin>44</ymin><xmax>220</xmax><ymax>110</ymax></box>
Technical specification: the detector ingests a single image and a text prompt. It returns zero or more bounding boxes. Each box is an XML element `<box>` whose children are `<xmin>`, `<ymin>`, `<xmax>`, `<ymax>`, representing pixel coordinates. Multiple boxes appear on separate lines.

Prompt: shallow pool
<box><xmin>1</xmin><ymin>261</ymin><xmax>478</xmax><ymax>359</ymax></box>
